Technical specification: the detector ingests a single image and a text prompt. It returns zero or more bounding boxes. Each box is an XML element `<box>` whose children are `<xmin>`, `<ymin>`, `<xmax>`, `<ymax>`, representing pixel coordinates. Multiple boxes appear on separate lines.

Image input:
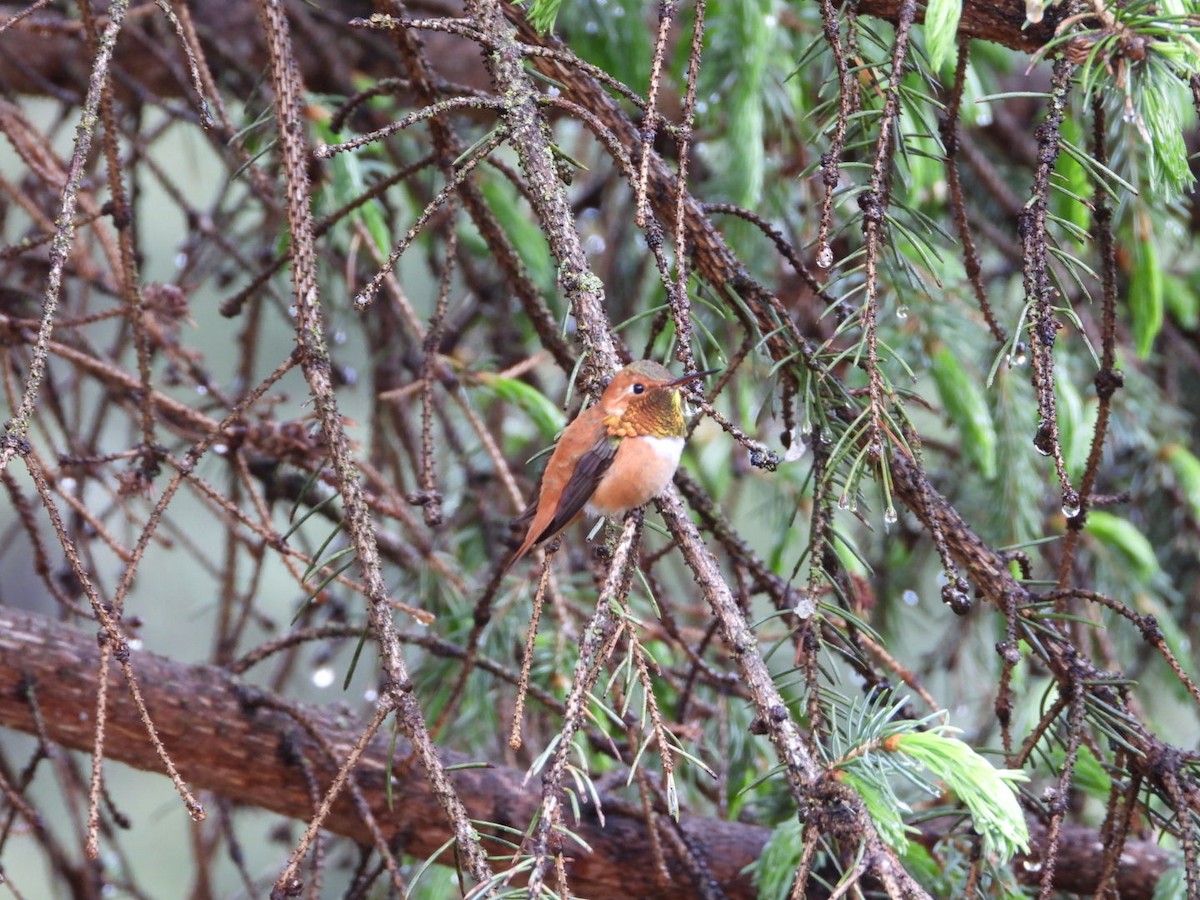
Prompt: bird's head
<box><xmin>600</xmin><ymin>360</ymin><xmax>716</xmax><ymax>438</ymax></box>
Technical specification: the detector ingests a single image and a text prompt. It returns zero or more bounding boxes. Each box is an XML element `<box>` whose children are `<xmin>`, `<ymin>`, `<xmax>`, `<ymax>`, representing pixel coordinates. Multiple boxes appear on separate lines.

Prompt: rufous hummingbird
<box><xmin>509</xmin><ymin>359</ymin><xmax>717</xmax><ymax>566</ymax></box>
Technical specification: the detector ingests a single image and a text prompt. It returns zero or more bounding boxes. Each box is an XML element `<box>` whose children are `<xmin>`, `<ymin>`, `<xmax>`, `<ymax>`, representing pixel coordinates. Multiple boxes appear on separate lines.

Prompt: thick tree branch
<box><xmin>0</xmin><ymin>609</ymin><xmax>1175</xmax><ymax>898</ymax></box>
<box><xmin>0</xmin><ymin>0</ymin><xmax>1063</xmax><ymax>104</ymax></box>
<box><xmin>0</xmin><ymin>608</ymin><xmax>761</xmax><ymax>899</ymax></box>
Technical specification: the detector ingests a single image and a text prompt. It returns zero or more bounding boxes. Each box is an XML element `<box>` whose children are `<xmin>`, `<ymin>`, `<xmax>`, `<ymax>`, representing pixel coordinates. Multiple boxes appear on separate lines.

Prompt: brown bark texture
<box><xmin>0</xmin><ymin>607</ymin><xmax>762</xmax><ymax>899</ymax></box>
<box><xmin>0</xmin><ymin>608</ymin><xmax>1176</xmax><ymax>899</ymax></box>
<box><xmin>0</xmin><ymin>0</ymin><xmax>1062</xmax><ymax>103</ymax></box>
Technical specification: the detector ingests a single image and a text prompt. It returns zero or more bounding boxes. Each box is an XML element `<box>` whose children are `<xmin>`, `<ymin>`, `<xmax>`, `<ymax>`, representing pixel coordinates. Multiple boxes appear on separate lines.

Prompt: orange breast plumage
<box><xmin>587</xmin><ymin>435</ymin><xmax>685</xmax><ymax>516</ymax></box>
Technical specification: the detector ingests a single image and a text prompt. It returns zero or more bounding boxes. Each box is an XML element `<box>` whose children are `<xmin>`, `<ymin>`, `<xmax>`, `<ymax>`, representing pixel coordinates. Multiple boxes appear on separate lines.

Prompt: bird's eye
<box><xmin>632</xmin><ymin>383</ymin><xmax>645</xmax><ymax>394</ymax></box>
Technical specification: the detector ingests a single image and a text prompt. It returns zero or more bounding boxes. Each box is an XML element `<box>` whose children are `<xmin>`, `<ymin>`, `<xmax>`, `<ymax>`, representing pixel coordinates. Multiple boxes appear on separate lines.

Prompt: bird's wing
<box><xmin>510</xmin><ymin>429</ymin><xmax>618</xmax><ymax>564</ymax></box>
<box><xmin>531</xmin><ymin>432</ymin><xmax>618</xmax><ymax>545</ymax></box>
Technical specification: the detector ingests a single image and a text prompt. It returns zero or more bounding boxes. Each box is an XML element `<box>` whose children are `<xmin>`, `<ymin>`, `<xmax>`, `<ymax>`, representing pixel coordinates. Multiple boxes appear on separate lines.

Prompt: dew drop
<box><xmin>311</xmin><ymin>666</ymin><xmax>335</xmax><ymax>688</ymax></box>
<box><xmin>174</xmin><ymin>251</ymin><xmax>189</xmax><ymax>270</ymax></box>
<box><xmin>902</xmin><ymin>589</ymin><xmax>919</xmax><ymax>606</ymax></box>
<box><xmin>837</xmin><ymin>493</ymin><xmax>851</xmax><ymax>510</ymax></box>
<box><xmin>784</xmin><ymin>429</ymin><xmax>807</xmax><ymax>462</ymax></box>
<box><xmin>816</xmin><ymin>245</ymin><xmax>834</xmax><ymax>269</ymax></box>
<box><xmin>883</xmin><ymin>506</ymin><xmax>898</xmax><ymax>526</ymax></box>
<box><xmin>195</xmin><ymin>384</ymin><xmax>209</xmax><ymax>396</ymax></box>
<box><xmin>363</xmin><ymin>688</ymin><xmax>378</xmax><ymax>703</ymax></box>
<box><xmin>333</xmin><ymin>330</ymin><xmax>347</xmax><ymax>345</ymax></box>
<box><xmin>895</xmin><ymin>305</ymin><xmax>909</xmax><ymax>320</ymax></box>
<box><xmin>60</xmin><ymin>477</ymin><xmax>78</xmax><ymax>494</ymax></box>
<box><xmin>1033</xmin><ymin>421</ymin><xmax>1054</xmax><ymax>456</ymax></box>
<box><xmin>1061</xmin><ymin>489</ymin><xmax>1081</xmax><ymax>518</ymax></box>
<box><xmin>1009</xmin><ymin>341</ymin><xmax>1028</xmax><ymax>367</ymax></box>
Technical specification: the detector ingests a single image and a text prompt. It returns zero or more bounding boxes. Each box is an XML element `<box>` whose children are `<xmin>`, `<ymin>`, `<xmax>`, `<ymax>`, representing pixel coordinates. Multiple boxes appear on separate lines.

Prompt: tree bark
<box><xmin>0</xmin><ymin>609</ymin><xmax>1175</xmax><ymax>898</ymax></box>
<box><xmin>0</xmin><ymin>0</ymin><xmax>1062</xmax><ymax>103</ymax></box>
<box><xmin>0</xmin><ymin>607</ymin><xmax>761</xmax><ymax>899</ymax></box>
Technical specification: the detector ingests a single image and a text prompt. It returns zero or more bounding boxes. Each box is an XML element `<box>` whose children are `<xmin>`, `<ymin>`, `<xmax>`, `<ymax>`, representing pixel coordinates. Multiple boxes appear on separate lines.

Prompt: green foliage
<box><xmin>698</xmin><ymin>0</ymin><xmax>808</xmax><ymax>232</ymax></box>
<box><xmin>1084</xmin><ymin>510</ymin><xmax>1162</xmax><ymax>581</ymax></box>
<box><xmin>1163</xmin><ymin>270</ymin><xmax>1199</xmax><ymax>330</ymax></box>
<box><xmin>1048</xmin><ymin>743</ymin><xmax>1111</xmax><ymax>800</ymax></box>
<box><xmin>549</xmin><ymin>0</ymin><xmax>653</xmax><ymax>94</ymax></box>
<box><xmin>398</xmin><ymin>3</ymin><xmax>1200</xmax><ymax>891</ymax></box>
<box><xmin>1163</xmin><ymin>443</ymin><xmax>1200</xmax><ymax>521</ymax></box>
<box><xmin>480</xmin><ymin>178</ymin><xmax>558</xmax><ymax>297</ymax></box>
<box><xmin>312</xmin><ymin>113</ymin><xmax>392</xmax><ymax>257</ymax></box>
<box><xmin>522</xmin><ymin>0</ymin><xmax>566</xmax><ymax>34</ymax></box>
<box><xmin>1152</xmin><ymin>865</ymin><xmax>1188</xmax><ymax>900</ymax></box>
<box><xmin>719</xmin><ymin>0</ymin><xmax>771</xmax><ymax>208</ymax></box>
<box><xmin>1053</xmin><ymin>116</ymin><xmax>1093</xmax><ymax>240</ymax></box>
<box><xmin>1137</xmin><ymin>62</ymin><xmax>1195</xmax><ymax>199</ymax></box>
<box><xmin>823</xmin><ymin>693</ymin><xmax>1029</xmax><ymax>867</ymax></box>
<box><xmin>929</xmin><ymin>342</ymin><xmax>998</xmax><ymax>480</ymax></box>
<box><xmin>1070</xmin><ymin>2</ymin><xmax>1200</xmax><ymax>204</ymax></box>
<box><xmin>923</xmin><ymin>0</ymin><xmax>963</xmax><ymax>73</ymax></box>
<box><xmin>840</xmin><ymin>769</ymin><xmax>913</xmax><ymax>852</ymax></box>
<box><xmin>888</xmin><ymin>731</ymin><xmax>1030</xmax><ymax>863</ymax></box>
<box><xmin>476</xmin><ymin>373</ymin><xmax>566</xmax><ymax>441</ymax></box>
<box><xmin>1051</xmin><ymin>372</ymin><xmax>1083</xmax><ymax>477</ymax></box>
<box><xmin>751</xmin><ymin>816</ymin><xmax>804</xmax><ymax>900</ymax></box>
<box><xmin>1131</xmin><ymin>227</ymin><xmax>1165</xmax><ymax>358</ymax></box>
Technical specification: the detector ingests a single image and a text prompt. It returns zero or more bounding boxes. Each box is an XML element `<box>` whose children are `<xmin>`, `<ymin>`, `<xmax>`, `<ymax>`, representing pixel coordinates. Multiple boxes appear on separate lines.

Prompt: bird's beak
<box><xmin>666</xmin><ymin>368</ymin><xmax>720</xmax><ymax>388</ymax></box>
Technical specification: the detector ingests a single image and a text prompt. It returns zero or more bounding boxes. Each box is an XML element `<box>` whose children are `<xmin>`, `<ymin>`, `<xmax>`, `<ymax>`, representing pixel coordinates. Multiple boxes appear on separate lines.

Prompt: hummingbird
<box><xmin>508</xmin><ymin>359</ymin><xmax>717</xmax><ymax>566</ymax></box>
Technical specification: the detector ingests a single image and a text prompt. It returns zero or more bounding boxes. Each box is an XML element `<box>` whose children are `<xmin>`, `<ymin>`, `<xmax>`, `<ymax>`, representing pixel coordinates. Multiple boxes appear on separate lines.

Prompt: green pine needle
<box><xmin>889</xmin><ymin>731</ymin><xmax>1030</xmax><ymax>863</ymax></box>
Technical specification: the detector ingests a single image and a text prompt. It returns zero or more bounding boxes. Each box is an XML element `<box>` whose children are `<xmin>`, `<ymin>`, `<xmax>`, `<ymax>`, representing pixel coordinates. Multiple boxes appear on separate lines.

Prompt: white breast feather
<box><xmin>641</xmin><ymin>435</ymin><xmax>685</xmax><ymax>467</ymax></box>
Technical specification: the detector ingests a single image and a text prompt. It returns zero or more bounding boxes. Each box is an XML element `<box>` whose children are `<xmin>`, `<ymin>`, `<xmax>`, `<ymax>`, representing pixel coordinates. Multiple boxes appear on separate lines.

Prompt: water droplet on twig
<box><xmin>1061</xmin><ymin>489</ymin><xmax>1081</xmax><ymax>519</ymax></box>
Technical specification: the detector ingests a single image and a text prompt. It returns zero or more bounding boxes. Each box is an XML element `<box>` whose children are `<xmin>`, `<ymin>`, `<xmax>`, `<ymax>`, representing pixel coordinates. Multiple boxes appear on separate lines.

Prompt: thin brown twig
<box><xmin>0</xmin><ymin>0</ymin><xmax>132</xmax><ymax>473</ymax></box>
<box><xmin>254</xmin><ymin>0</ymin><xmax>493</xmax><ymax>883</ymax></box>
